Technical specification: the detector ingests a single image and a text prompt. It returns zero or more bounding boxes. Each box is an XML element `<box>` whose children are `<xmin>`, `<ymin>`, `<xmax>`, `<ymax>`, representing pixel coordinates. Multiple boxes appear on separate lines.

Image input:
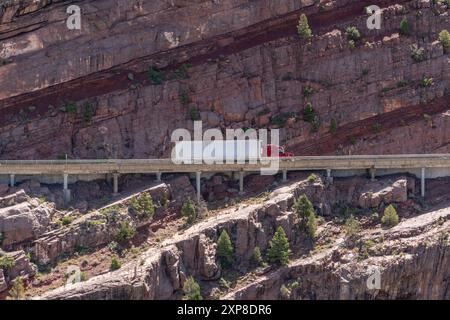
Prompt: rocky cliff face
<box><xmin>0</xmin><ymin>0</ymin><xmax>448</xmax><ymax>159</ymax></box>
<box><xmin>33</xmin><ymin>174</ymin><xmax>449</xmax><ymax>300</ymax></box>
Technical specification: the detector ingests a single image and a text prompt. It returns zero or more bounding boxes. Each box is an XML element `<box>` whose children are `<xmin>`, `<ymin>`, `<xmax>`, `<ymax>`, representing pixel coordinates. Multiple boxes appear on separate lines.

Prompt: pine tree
<box><xmin>182</xmin><ymin>198</ymin><xmax>197</xmax><ymax>224</ymax></box>
<box><xmin>381</xmin><ymin>204</ymin><xmax>399</xmax><ymax>228</ymax></box>
<box><xmin>183</xmin><ymin>276</ymin><xmax>202</xmax><ymax>300</ymax></box>
<box><xmin>267</xmin><ymin>227</ymin><xmax>290</xmax><ymax>266</ymax></box>
<box><xmin>399</xmin><ymin>17</ymin><xmax>409</xmax><ymax>35</ymax></box>
<box><xmin>293</xmin><ymin>194</ymin><xmax>318</xmax><ymax>239</ymax></box>
<box><xmin>250</xmin><ymin>247</ymin><xmax>263</xmax><ymax>268</ymax></box>
<box><xmin>297</xmin><ymin>14</ymin><xmax>312</xmax><ymax>39</ymax></box>
<box><xmin>217</xmin><ymin>230</ymin><xmax>234</xmax><ymax>269</ymax></box>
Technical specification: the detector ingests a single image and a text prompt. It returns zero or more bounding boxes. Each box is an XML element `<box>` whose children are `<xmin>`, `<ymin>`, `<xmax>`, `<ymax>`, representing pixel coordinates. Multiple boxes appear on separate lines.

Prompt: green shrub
<box><xmin>181</xmin><ymin>199</ymin><xmax>197</xmax><ymax>224</ymax></box>
<box><xmin>0</xmin><ymin>232</ymin><xmax>4</xmax><ymax>246</ymax></box>
<box><xmin>396</xmin><ymin>79</ymin><xmax>410</xmax><ymax>88</ymax></box>
<box><xmin>183</xmin><ymin>276</ymin><xmax>202</xmax><ymax>300</ymax></box>
<box><xmin>438</xmin><ymin>30</ymin><xmax>450</xmax><ymax>52</ymax></box>
<box><xmin>410</xmin><ymin>44</ymin><xmax>425</xmax><ymax>62</ymax></box>
<box><xmin>129</xmin><ymin>192</ymin><xmax>155</xmax><ymax>220</ymax></box>
<box><xmin>307</xmin><ymin>173</ymin><xmax>318</xmax><ymax>183</ymax></box>
<box><xmin>371</xmin><ymin>122</ymin><xmax>382</xmax><ymax>133</ymax></box>
<box><xmin>267</xmin><ymin>227</ymin><xmax>290</xmax><ymax>266</ymax></box>
<box><xmin>303</xmin><ymin>102</ymin><xmax>315</xmax><ymax>123</ymax></box>
<box><xmin>345</xmin><ymin>26</ymin><xmax>361</xmax><ymax>42</ymax></box>
<box><xmin>344</xmin><ymin>216</ymin><xmax>360</xmax><ymax>237</ymax></box>
<box><xmin>303</xmin><ymin>86</ymin><xmax>314</xmax><ymax>97</ymax></box>
<box><xmin>110</xmin><ymin>255</ymin><xmax>121</xmax><ymax>271</ymax></box>
<box><xmin>60</xmin><ymin>215</ymin><xmax>73</xmax><ymax>226</ymax></box>
<box><xmin>116</xmin><ymin>221</ymin><xmax>136</xmax><ymax>242</ymax></box>
<box><xmin>297</xmin><ymin>14</ymin><xmax>312</xmax><ymax>39</ymax></box>
<box><xmin>348</xmin><ymin>39</ymin><xmax>356</xmax><ymax>49</ymax></box>
<box><xmin>250</xmin><ymin>247</ymin><xmax>264</xmax><ymax>268</ymax></box>
<box><xmin>189</xmin><ymin>106</ymin><xmax>201</xmax><ymax>121</ymax></box>
<box><xmin>148</xmin><ymin>67</ymin><xmax>165</xmax><ymax>85</ymax></box>
<box><xmin>173</xmin><ymin>63</ymin><xmax>192</xmax><ymax>79</ymax></box>
<box><xmin>420</xmin><ymin>77</ymin><xmax>434</xmax><ymax>87</ymax></box>
<box><xmin>310</xmin><ymin>115</ymin><xmax>321</xmax><ymax>132</ymax></box>
<box><xmin>330</xmin><ymin>118</ymin><xmax>338</xmax><ymax>133</ymax></box>
<box><xmin>270</xmin><ymin>112</ymin><xmax>296</xmax><ymax>128</ymax></box>
<box><xmin>217</xmin><ymin>230</ymin><xmax>234</xmax><ymax>269</ymax></box>
<box><xmin>381</xmin><ymin>204</ymin><xmax>399</xmax><ymax>228</ymax></box>
<box><xmin>293</xmin><ymin>194</ymin><xmax>317</xmax><ymax>239</ymax></box>
<box><xmin>63</xmin><ymin>102</ymin><xmax>77</xmax><ymax>114</ymax></box>
<box><xmin>280</xmin><ymin>284</ymin><xmax>291</xmax><ymax>299</ymax></box>
<box><xmin>179</xmin><ymin>89</ymin><xmax>190</xmax><ymax>106</ymax></box>
<box><xmin>83</xmin><ymin>102</ymin><xmax>94</xmax><ymax>123</ymax></box>
<box><xmin>0</xmin><ymin>254</ymin><xmax>15</xmax><ymax>271</ymax></box>
<box><xmin>7</xmin><ymin>277</ymin><xmax>25</xmax><ymax>300</ymax></box>
<box><xmin>399</xmin><ymin>17</ymin><xmax>410</xmax><ymax>35</ymax></box>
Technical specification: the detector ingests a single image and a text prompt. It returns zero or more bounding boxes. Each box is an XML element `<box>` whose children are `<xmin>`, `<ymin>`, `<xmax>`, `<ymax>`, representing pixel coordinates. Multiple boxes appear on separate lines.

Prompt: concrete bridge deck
<box><xmin>0</xmin><ymin>154</ymin><xmax>448</xmax><ymax>202</ymax></box>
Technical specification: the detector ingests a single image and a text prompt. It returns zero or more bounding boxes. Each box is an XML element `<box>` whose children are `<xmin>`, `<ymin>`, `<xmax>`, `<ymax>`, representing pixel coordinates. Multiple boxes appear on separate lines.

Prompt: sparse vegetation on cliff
<box><xmin>183</xmin><ymin>276</ymin><xmax>202</xmax><ymax>300</ymax></box>
<box><xmin>148</xmin><ymin>67</ymin><xmax>165</xmax><ymax>85</ymax></box>
<box><xmin>7</xmin><ymin>277</ymin><xmax>25</xmax><ymax>300</ymax></box>
<box><xmin>410</xmin><ymin>44</ymin><xmax>425</xmax><ymax>62</ymax></box>
<box><xmin>267</xmin><ymin>227</ymin><xmax>290</xmax><ymax>266</ymax></box>
<box><xmin>0</xmin><ymin>254</ymin><xmax>15</xmax><ymax>271</ymax></box>
<box><xmin>129</xmin><ymin>192</ymin><xmax>155</xmax><ymax>220</ymax></box>
<box><xmin>438</xmin><ymin>30</ymin><xmax>450</xmax><ymax>52</ymax></box>
<box><xmin>116</xmin><ymin>221</ymin><xmax>136</xmax><ymax>242</ymax></box>
<box><xmin>297</xmin><ymin>14</ymin><xmax>312</xmax><ymax>39</ymax></box>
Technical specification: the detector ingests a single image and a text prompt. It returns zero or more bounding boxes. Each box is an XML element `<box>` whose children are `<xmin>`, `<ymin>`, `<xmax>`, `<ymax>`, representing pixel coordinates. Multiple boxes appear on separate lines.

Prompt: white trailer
<box><xmin>172</xmin><ymin>140</ymin><xmax>262</xmax><ymax>164</ymax></box>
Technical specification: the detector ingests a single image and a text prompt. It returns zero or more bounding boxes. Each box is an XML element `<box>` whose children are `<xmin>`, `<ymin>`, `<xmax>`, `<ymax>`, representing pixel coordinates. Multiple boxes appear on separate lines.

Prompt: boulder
<box><xmin>0</xmin><ymin>201</ymin><xmax>53</xmax><ymax>247</ymax></box>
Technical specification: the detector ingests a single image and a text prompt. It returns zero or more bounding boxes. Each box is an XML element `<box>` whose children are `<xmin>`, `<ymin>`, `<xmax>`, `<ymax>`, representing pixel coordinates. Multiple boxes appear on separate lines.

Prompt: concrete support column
<box><xmin>63</xmin><ymin>173</ymin><xmax>71</xmax><ymax>204</ymax></box>
<box><xmin>421</xmin><ymin>167</ymin><xmax>426</xmax><ymax>198</ymax></box>
<box><xmin>156</xmin><ymin>172</ymin><xmax>162</xmax><ymax>182</ymax></box>
<box><xmin>326</xmin><ymin>169</ymin><xmax>333</xmax><ymax>183</ymax></box>
<box><xmin>113</xmin><ymin>173</ymin><xmax>119</xmax><ymax>195</ymax></box>
<box><xmin>9</xmin><ymin>174</ymin><xmax>15</xmax><ymax>187</ymax></box>
<box><xmin>370</xmin><ymin>168</ymin><xmax>376</xmax><ymax>182</ymax></box>
<box><xmin>282</xmin><ymin>170</ymin><xmax>288</xmax><ymax>182</ymax></box>
<box><xmin>239</xmin><ymin>171</ymin><xmax>244</xmax><ymax>195</ymax></box>
<box><xmin>196</xmin><ymin>172</ymin><xmax>201</xmax><ymax>203</ymax></box>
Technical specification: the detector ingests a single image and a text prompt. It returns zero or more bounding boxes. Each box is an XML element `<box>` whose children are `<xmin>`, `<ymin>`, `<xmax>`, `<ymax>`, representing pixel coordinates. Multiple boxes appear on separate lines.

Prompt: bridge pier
<box><xmin>282</xmin><ymin>170</ymin><xmax>288</xmax><ymax>182</ymax></box>
<box><xmin>63</xmin><ymin>173</ymin><xmax>71</xmax><ymax>204</ymax></box>
<box><xmin>196</xmin><ymin>172</ymin><xmax>201</xmax><ymax>203</ymax></box>
<box><xmin>113</xmin><ymin>173</ymin><xmax>119</xmax><ymax>195</ymax></box>
<box><xmin>421</xmin><ymin>167</ymin><xmax>426</xmax><ymax>197</ymax></box>
<box><xmin>326</xmin><ymin>169</ymin><xmax>333</xmax><ymax>183</ymax></box>
<box><xmin>9</xmin><ymin>174</ymin><xmax>15</xmax><ymax>187</ymax></box>
<box><xmin>370</xmin><ymin>168</ymin><xmax>376</xmax><ymax>182</ymax></box>
<box><xmin>239</xmin><ymin>171</ymin><xmax>244</xmax><ymax>195</ymax></box>
<box><xmin>156</xmin><ymin>172</ymin><xmax>162</xmax><ymax>182</ymax></box>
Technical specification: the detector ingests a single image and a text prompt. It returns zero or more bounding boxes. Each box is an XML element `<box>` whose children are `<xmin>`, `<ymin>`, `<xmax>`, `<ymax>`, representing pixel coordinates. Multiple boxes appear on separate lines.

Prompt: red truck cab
<box><xmin>263</xmin><ymin>144</ymin><xmax>294</xmax><ymax>158</ymax></box>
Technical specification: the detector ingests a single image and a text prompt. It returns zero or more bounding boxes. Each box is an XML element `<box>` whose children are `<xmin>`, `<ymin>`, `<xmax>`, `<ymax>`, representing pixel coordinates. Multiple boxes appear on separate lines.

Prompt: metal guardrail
<box><xmin>0</xmin><ymin>154</ymin><xmax>448</xmax><ymax>165</ymax></box>
<box><xmin>0</xmin><ymin>155</ymin><xmax>448</xmax><ymax>174</ymax></box>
